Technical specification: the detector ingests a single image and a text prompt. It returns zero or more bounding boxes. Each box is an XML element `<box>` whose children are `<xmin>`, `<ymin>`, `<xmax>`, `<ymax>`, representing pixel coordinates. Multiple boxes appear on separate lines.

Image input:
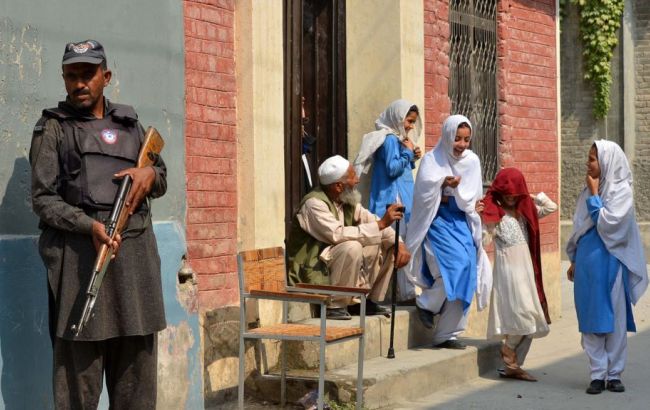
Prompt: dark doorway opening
<box><xmin>284</xmin><ymin>0</ymin><xmax>347</xmax><ymax>237</ymax></box>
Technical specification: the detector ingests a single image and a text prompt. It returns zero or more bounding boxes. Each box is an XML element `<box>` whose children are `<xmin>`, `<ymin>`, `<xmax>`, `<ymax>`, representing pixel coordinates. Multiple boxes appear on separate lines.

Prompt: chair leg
<box><xmin>280</xmin><ymin>340</ymin><xmax>287</xmax><ymax>407</ymax></box>
<box><xmin>238</xmin><ymin>335</ymin><xmax>245</xmax><ymax>410</ymax></box>
<box><xmin>318</xmin><ymin>304</ymin><xmax>326</xmax><ymax>410</ymax></box>
<box><xmin>356</xmin><ymin>334</ymin><xmax>364</xmax><ymax>410</ymax></box>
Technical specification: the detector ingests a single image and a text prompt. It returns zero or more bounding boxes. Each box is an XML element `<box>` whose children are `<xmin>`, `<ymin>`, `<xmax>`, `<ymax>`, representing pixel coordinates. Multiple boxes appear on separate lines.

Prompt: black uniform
<box><xmin>30</xmin><ymin>99</ymin><xmax>166</xmax><ymax>409</ymax></box>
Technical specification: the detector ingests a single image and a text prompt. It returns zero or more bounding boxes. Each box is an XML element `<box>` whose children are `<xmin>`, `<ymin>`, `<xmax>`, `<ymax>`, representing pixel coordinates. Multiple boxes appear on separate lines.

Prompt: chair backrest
<box><xmin>237</xmin><ymin>247</ymin><xmax>287</xmax><ymax>295</ymax></box>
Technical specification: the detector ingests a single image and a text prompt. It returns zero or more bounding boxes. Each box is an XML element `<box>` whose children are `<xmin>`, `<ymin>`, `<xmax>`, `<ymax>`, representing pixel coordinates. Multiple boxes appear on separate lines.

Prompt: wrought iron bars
<box><xmin>449</xmin><ymin>0</ymin><xmax>499</xmax><ymax>183</ymax></box>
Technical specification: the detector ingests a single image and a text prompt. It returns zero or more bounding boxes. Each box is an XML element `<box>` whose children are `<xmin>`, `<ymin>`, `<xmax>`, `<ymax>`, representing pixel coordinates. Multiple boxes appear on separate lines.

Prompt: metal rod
<box><xmin>387</xmin><ymin>211</ymin><xmax>401</xmax><ymax>359</ymax></box>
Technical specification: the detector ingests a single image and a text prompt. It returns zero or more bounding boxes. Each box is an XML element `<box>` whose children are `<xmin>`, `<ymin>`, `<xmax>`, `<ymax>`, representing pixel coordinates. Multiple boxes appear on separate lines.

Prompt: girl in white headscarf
<box><xmin>566</xmin><ymin>140</ymin><xmax>648</xmax><ymax>395</ymax></box>
<box><xmin>403</xmin><ymin>115</ymin><xmax>492</xmax><ymax>349</ymax></box>
<box><xmin>353</xmin><ymin>99</ymin><xmax>422</xmax><ymax>300</ymax></box>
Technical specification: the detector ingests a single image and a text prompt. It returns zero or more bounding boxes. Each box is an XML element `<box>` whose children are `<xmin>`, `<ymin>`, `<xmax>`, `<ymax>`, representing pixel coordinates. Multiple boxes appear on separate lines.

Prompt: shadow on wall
<box><xmin>0</xmin><ymin>157</ymin><xmax>39</xmax><ymax>235</ymax></box>
<box><xmin>0</xmin><ymin>238</ymin><xmax>53</xmax><ymax>409</ymax></box>
<box><xmin>0</xmin><ymin>157</ymin><xmax>54</xmax><ymax>408</ymax></box>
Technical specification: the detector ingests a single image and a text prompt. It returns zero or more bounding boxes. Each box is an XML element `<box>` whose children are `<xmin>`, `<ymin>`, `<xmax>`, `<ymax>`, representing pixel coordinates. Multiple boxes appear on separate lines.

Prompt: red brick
<box><xmin>506</xmin><ymin>27</ymin><xmax>554</xmax><ymax>47</ymax></box>
<box><xmin>187</xmin><ymin>239</ymin><xmax>236</xmax><ymax>259</ymax></box>
<box><xmin>187</xmin><ymin>173</ymin><xmax>236</xmax><ymax>191</ymax></box>
<box><xmin>187</xmin><ymin>191</ymin><xmax>236</xmax><ymax>208</ymax></box>
<box><xmin>187</xmin><ymin>223</ymin><xmax>230</xmax><ymax>241</ymax></box>
<box><xmin>187</xmin><ymin>208</ymin><xmax>236</xmax><ymax>224</ymax></box>
<box><xmin>186</xmin><ymin>156</ymin><xmax>233</xmax><ymax>174</ymax></box>
<box><xmin>198</xmin><ymin>289</ymin><xmax>239</xmax><ymax>312</ymax></box>
<box><xmin>196</xmin><ymin>272</ymin><xmax>227</xmax><ymax>290</ymax></box>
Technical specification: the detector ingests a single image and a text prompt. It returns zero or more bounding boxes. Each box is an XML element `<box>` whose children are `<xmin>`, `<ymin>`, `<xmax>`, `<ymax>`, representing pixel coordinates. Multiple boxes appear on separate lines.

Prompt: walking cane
<box><xmin>387</xmin><ymin>204</ymin><xmax>404</xmax><ymax>359</ymax></box>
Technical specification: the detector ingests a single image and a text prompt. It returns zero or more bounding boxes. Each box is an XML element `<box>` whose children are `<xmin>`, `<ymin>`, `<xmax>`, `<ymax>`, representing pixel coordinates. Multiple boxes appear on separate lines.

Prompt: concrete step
<box><xmin>249</xmin><ymin>337</ymin><xmax>501</xmax><ymax>409</ymax></box>
<box><xmin>282</xmin><ymin>306</ymin><xmax>434</xmax><ymax>371</ymax></box>
<box><xmin>330</xmin><ymin>339</ymin><xmax>501</xmax><ymax>409</ymax></box>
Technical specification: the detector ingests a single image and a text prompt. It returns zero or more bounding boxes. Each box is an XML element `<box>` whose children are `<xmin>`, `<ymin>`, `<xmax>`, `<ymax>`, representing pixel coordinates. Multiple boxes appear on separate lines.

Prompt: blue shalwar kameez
<box><xmin>368</xmin><ymin>134</ymin><xmax>415</xmax><ymax>221</ymax></box>
<box><xmin>574</xmin><ymin>195</ymin><xmax>635</xmax><ymax>381</ymax></box>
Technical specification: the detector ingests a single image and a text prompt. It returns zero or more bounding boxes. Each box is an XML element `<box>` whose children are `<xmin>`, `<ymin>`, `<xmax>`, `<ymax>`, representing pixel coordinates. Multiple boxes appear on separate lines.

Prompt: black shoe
<box><xmin>586</xmin><ymin>379</ymin><xmax>605</xmax><ymax>394</ymax></box>
<box><xmin>326</xmin><ymin>308</ymin><xmax>352</xmax><ymax>320</ymax></box>
<box><xmin>416</xmin><ymin>305</ymin><xmax>434</xmax><ymax>329</ymax></box>
<box><xmin>434</xmin><ymin>339</ymin><xmax>467</xmax><ymax>350</ymax></box>
<box><xmin>606</xmin><ymin>379</ymin><xmax>625</xmax><ymax>393</ymax></box>
<box><xmin>348</xmin><ymin>301</ymin><xmax>391</xmax><ymax>316</ymax></box>
<box><xmin>367</xmin><ymin>300</ymin><xmax>391</xmax><ymax>316</ymax></box>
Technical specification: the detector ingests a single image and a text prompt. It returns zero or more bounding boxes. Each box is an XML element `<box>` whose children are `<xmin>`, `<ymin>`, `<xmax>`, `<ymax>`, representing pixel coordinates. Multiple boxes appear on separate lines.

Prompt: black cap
<box><xmin>62</xmin><ymin>40</ymin><xmax>106</xmax><ymax>65</ymax></box>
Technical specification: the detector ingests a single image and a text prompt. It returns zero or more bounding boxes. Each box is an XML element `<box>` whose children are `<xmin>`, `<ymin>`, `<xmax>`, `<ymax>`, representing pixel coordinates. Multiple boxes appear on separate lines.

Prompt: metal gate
<box><xmin>449</xmin><ymin>0</ymin><xmax>499</xmax><ymax>183</ymax></box>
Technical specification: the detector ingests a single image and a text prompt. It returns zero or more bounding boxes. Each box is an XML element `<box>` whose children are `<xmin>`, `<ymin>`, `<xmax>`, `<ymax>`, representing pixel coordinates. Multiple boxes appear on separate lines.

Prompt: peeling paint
<box><xmin>157</xmin><ymin>321</ymin><xmax>195</xmax><ymax>409</ymax></box>
<box><xmin>0</xmin><ymin>17</ymin><xmax>44</xmax><ymax>235</ymax></box>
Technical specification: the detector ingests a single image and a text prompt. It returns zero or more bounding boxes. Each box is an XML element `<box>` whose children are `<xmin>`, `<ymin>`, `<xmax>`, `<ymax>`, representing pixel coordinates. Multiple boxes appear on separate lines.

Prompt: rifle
<box><xmin>71</xmin><ymin>127</ymin><xmax>165</xmax><ymax>337</ymax></box>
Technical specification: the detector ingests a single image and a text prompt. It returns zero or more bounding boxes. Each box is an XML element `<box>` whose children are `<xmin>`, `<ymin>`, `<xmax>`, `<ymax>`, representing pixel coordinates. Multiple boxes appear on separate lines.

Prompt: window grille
<box><xmin>449</xmin><ymin>0</ymin><xmax>499</xmax><ymax>183</ymax></box>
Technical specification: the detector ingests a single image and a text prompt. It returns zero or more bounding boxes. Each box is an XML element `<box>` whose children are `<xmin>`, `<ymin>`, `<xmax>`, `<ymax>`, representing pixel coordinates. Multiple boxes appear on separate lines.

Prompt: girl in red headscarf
<box><xmin>481</xmin><ymin>168</ymin><xmax>557</xmax><ymax>381</ymax></box>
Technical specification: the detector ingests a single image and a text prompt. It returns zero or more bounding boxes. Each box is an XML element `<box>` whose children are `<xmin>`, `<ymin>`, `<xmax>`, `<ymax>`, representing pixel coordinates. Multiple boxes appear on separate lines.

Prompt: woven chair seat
<box><xmin>248</xmin><ymin>323</ymin><xmax>363</xmax><ymax>342</ymax></box>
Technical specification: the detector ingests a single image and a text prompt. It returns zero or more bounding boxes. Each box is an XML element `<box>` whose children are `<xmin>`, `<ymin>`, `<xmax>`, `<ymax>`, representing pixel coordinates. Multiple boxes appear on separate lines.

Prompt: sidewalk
<box><xmin>393</xmin><ymin>262</ymin><xmax>650</xmax><ymax>410</ymax></box>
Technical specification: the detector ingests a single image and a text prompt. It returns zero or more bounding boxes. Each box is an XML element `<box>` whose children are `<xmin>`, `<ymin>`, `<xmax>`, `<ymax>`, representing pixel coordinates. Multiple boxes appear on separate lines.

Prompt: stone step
<box><xmin>329</xmin><ymin>339</ymin><xmax>501</xmax><ymax>409</ymax></box>
<box><xmin>282</xmin><ymin>306</ymin><xmax>434</xmax><ymax>371</ymax></box>
<box><xmin>249</xmin><ymin>337</ymin><xmax>501</xmax><ymax>409</ymax></box>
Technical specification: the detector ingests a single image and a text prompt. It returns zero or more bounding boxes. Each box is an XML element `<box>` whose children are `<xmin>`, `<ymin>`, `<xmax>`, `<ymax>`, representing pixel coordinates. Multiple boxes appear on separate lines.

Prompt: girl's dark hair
<box><xmin>407</xmin><ymin>105</ymin><xmax>419</xmax><ymax>116</ymax></box>
<box><xmin>458</xmin><ymin>122</ymin><xmax>471</xmax><ymax>130</ymax></box>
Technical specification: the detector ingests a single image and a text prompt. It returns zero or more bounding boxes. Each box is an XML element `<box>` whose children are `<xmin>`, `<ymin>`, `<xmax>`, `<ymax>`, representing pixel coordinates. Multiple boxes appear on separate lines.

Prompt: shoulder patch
<box><xmin>33</xmin><ymin>117</ymin><xmax>48</xmax><ymax>134</ymax></box>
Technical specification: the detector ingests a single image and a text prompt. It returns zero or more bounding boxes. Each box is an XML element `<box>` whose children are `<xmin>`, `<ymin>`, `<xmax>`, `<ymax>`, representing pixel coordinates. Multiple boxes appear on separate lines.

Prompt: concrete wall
<box><xmin>0</xmin><ymin>2</ymin><xmax>202</xmax><ymax>408</ymax></box>
<box><xmin>347</xmin><ymin>0</ymin><xmax>425</xmax><ymax>199</ymax></box>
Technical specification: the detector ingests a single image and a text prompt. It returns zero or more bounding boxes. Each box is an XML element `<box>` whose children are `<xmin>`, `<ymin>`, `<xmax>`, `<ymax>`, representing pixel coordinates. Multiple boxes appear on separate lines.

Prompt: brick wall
<box><xmin>184</xmin><ymin>0</ymin><xmax>238</xmax><ymax>311</ymax></box>
<box><xmin>423</xmin><ymin>0</ymin><xmax>451</xmax><ymax>149</ymax></box>
<box><xmin>559</xmin><ymin>3</ymin><xmax>624</xmax><ymax>219</ymax></box>
<box><xmin>497</xmin><ymin>0</ymin><xmax>559</xmax><ymax>251</ymax></box>
<box><xmin>424</xmin><ymin>0</ymin><xmax>559</xmax><ymax>251</ymax></box>
<box><xmin>634</xmin><ymin>0</ymin><xmax>650</xmax><ymax>219</ymax></box>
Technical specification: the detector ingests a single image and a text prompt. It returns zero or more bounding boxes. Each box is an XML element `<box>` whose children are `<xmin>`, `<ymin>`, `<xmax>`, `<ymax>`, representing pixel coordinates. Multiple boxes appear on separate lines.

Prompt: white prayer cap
<box><xmin>318</xmin><ymin>155</ymin><xmax>350</xmax><ymax>185</ymax></box>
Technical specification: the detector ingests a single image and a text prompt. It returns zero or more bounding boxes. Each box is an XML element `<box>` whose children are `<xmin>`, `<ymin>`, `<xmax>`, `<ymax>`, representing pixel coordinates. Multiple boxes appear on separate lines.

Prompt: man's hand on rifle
<box><xmin>92</xmin><ymin>221</ymin><xmax>121</xmax><ymax>258</ymax></box>
<box><xmin>114</xmin><ymin>166</ymin><xmax>156</xmax><ymax>215</ymax></box>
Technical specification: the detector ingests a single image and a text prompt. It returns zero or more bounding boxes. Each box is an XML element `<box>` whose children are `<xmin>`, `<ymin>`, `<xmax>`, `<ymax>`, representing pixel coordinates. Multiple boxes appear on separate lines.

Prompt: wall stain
<box><xmin>157</xmin><ymin>321</ymin><xmax>194</xmax><ymax>409</ymax></box>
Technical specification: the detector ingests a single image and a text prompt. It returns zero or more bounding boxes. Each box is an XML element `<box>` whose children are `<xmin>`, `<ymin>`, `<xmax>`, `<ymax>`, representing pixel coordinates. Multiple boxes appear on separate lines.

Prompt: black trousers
<box><xmin>53</xmin><ymin>334</ymin><xmax>157</xmax><ymax>410</ymax></box>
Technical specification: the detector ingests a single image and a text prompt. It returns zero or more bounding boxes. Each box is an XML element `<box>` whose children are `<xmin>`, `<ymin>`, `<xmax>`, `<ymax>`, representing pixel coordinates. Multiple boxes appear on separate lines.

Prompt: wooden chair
<box><xmin>238</xmin><ymin>247</ymin><xmax>368</xmax><ymax>410</ymax></box>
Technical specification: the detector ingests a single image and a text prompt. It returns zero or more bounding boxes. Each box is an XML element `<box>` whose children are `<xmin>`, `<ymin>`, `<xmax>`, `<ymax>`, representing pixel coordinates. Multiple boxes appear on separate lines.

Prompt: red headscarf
<box><xmin>482</xmin><ymin>168</ymin><xmax>550</xmax><ymax>324</ymax></box>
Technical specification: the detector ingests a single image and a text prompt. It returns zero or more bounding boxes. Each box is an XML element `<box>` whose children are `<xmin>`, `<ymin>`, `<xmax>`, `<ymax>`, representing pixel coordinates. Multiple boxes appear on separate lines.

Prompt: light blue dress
<box><xmin>421</xmin><ymin>197</ymin><xmax>477</xmax><ymax>311</ymax></box>
<box><xmin>573</xmin><ymin>195</ymin><xmax>635</xmax><ymax>333</ymax></box>
<box><xmin>368</xmin><ymin>134</ymin><xmax>415</xmax><ymax>221</ymax></box>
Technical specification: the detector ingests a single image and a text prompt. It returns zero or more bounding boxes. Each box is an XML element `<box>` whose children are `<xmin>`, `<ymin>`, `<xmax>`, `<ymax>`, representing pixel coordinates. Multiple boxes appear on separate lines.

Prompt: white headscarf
<box><xmin>566</xmin><ymin>140</ymin><xmax>648</xmax><ymax>304</ymax></box>
<box><xmin>402</xmin><ymin>115</ymin><xmax>492</xmax><ymax>310</ymax></box>
<box><xmin>353</xmin><ymin>99</ymin><xmax>423</xmax><ymax>176</ymax></box>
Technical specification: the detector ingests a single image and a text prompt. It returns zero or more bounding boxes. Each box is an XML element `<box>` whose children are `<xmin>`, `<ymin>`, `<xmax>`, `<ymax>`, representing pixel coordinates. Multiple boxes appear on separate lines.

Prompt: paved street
<box><xmin>393</xmin><ymin>262</ymin><xmax>650</xmax><ymax>410</ymax></box>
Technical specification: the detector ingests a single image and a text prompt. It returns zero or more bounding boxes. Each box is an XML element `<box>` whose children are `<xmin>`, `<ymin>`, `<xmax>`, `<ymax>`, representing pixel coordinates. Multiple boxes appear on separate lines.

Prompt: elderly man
<box><xmin>287</xmin><ymin>155</ymin><xmax>411</xmax><ymax>320</ymax></box>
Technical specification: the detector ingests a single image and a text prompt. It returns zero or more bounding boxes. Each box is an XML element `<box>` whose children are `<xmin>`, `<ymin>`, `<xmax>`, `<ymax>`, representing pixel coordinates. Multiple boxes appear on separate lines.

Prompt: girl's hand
<box><xmin>586</xmin><ymin>174</ymin><xmax>599</xmax><ymax>196</ymax></box>
<box><xmin>413</xmin><ymin>146</ymin><xmax>422</xmax><ymax>160</ymax></box>
<box><xmin>442</xmin><ymin>176</ymin><xmax>461</xmax><ymax>189</ymax></box>
<box><xmin>567</xmin><ymin>263</ymin><xmax>575</xmax><ymax>282</ymax></box>
<box><xmin>402</xmin><ymin>137</ymin><xmax>416</xmax><ymax>151</ymax></box>
<box><xmin>475</xmin><ymin>200</ymin><xmax>485</xmax><ymax>214</ymax></box>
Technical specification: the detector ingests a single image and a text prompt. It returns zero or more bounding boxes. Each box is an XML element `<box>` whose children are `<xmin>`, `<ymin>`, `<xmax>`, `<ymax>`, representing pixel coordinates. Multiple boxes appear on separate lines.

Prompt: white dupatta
<box><xmin>566</xmin><ymin>140</ymin><xmax>648</xmax><ymax>304</ymax></box>
<box><xmin>353</xmin><ymin>99</ymin><xmax>422</xmax><ymax>176</ymax></box>
<box><xmin>402</xmin><ymin>115</ymin><xmax>492</xmax><ymax>310</ymax></box>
